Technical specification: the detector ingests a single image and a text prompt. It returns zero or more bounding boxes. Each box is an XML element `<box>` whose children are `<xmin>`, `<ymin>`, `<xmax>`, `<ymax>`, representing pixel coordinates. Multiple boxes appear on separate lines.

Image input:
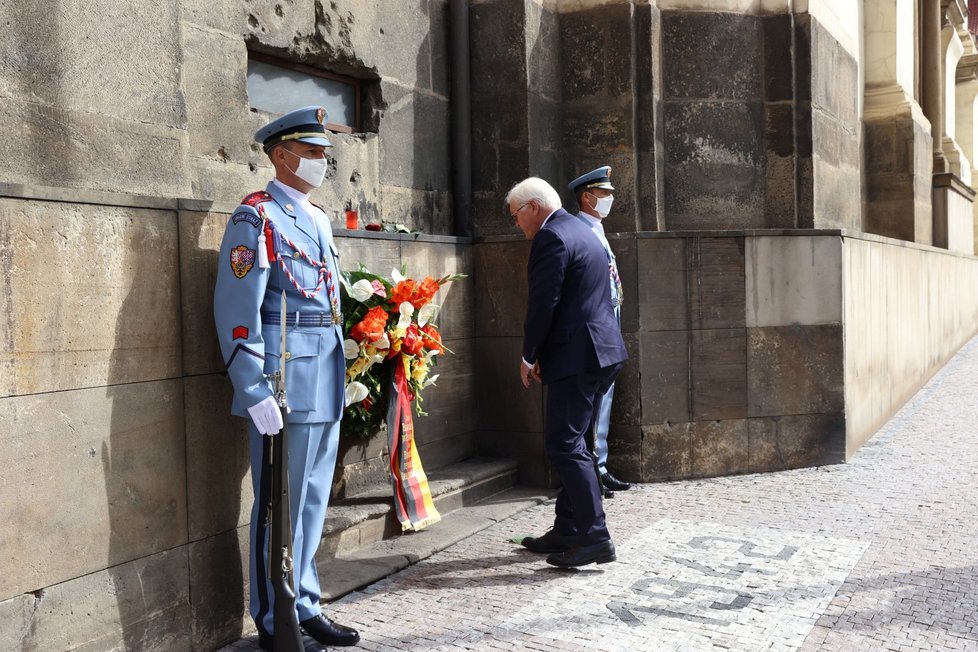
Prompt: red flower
<box><xmin>411</xmin><ymin>276</ymin><xmax>440</xmax><ymax>308</ymax></box>
<box><xmin>402</xmin><ymin>323</ymin><xmax>424</xmax><ymax>356</ymax></box>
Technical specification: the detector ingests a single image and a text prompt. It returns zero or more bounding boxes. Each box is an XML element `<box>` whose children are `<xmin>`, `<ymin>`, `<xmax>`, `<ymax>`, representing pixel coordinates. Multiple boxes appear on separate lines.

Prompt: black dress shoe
<box><xmin>521</xmin><ymin>529</ymin><xmax>571</xmax><ymax>554</ymax></box>
<box><xmin>603</xmin><ymin>488</ymin><xmax>615</xmax><ymax>499</ymax></box>
<box><xmin>299</xmin><ymin>613</ymin><xmax>361</xmax><ymax>647</ymax></box>
<box><xmin>546</xmin><ymin>539</ymin><xmax>617</xmax><ymax>567</ymax></box>
<box><xmin>257</xmin><ymin>631</ymin><xmax>328</xmax><ymax>652</ymax></box>
<box><xmin>601</xmin><ymin>471</ymin><xmax>631</xmax><ymax>491</ymax></box>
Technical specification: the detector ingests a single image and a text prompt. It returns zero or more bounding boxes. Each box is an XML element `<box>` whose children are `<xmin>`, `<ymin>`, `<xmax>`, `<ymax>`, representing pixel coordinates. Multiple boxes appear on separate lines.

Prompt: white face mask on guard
<box><xmin>282</xmin><ymin>147</ymin><xmax>329</xmax><ymax>188</ymax></box>
<box><xmin>592</xmin><ymin>194</ymin><xmax>614</xmax><ymax>218</ymax></box>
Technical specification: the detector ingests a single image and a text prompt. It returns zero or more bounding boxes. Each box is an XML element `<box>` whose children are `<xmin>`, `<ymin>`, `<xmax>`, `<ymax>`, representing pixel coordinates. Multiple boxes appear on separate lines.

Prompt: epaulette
<box><xmin>242</xmin><ymin>191</ymin><xmax>273</xmax><ymax>207</ymax></box>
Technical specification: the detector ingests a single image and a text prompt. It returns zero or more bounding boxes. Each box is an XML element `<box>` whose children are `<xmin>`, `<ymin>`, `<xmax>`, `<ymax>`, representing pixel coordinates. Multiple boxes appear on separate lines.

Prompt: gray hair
<box><xmin>504</xmin><ymin>177</ymin><xmax>561</xmax><ymax>213</ymax></box>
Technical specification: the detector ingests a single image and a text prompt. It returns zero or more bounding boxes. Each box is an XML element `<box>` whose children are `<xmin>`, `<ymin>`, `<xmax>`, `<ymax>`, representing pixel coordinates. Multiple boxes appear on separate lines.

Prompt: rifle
<box><xmin>268</xmin><ymin>290</ymin><xmax>305</xmax><ymax>651</ymax></box>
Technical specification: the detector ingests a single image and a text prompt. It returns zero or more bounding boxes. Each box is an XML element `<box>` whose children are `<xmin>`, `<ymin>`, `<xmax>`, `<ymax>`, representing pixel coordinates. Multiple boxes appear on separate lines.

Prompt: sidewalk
<box><xmin>224</xmin><ymin>335</ymin><xmax>978</xmax><ymax>651</ymax></box>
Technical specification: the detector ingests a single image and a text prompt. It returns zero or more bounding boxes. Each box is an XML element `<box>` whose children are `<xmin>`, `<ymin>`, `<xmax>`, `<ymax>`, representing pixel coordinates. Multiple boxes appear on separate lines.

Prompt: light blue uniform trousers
<box><xmin>248</xmin><ymin>419</ymin><xmax>340</xmax><ymax>635</ymax></box>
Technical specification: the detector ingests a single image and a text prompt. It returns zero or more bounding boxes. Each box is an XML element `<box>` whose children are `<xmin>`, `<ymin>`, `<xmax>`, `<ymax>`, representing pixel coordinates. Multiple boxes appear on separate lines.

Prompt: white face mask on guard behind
<box><xmin>282</xmin><ymin>147</ymin><xmax>329</xmax><ymax>188</ymax></box>
<box><xmin>592</xmin><ymin>194</ymin><xmax>614</xmax><ymax>218</ymax></box>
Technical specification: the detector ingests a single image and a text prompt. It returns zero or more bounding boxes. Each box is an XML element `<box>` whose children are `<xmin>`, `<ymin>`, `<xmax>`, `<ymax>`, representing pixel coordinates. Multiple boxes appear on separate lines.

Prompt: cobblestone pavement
<box><xmin>227</xmin><ymin>336</ymin><xmax>978</xmax><ymax>651</ymax></box>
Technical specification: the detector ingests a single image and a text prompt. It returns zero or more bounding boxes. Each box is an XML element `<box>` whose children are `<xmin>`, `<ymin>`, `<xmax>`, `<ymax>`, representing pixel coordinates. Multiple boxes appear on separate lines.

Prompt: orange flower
<box><xmin>351</xmin><ymin>306</ymin><xmax>389</xmax><ymax>343</ymax></box>
<box><xmin>420</xmin><ymin>324</ymin><xmax>444</xmax><ymax>353</ymax></box>
<box><xmin>391</xmin><ymin>279</ymin><xmax>417</xmax><ymax>307</ymax></box>
<box><xmin>411</xmin><ymin>277</ymin><xmax>441</xmax><ymax>308</ymax></box>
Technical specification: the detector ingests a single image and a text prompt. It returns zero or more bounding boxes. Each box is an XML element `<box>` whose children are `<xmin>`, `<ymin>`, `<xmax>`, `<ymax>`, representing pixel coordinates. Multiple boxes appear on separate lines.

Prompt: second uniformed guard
<box><xmin>568</xmin><ymin>165</ymin><xmax>631</xmax><ymax>497</ymax></box>
<box><xmin>213</xmin><ymin>106</ymin><xmax>360</xmax><ymax>650</ymax></box>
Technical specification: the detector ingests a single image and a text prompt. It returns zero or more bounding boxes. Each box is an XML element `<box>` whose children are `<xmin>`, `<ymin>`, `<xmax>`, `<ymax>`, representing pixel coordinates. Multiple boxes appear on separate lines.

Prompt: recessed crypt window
<box><xmin>247</xmin><ymin>52</ymin><xmax>361</xmax><ymax>133</ymax></box>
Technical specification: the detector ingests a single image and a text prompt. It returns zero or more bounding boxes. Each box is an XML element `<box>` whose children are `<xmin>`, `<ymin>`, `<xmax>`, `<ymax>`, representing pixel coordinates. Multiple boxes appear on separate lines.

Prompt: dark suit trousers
<box><xmin>545</xmin><ymin>362</ymin><xmax>622</xmax><ymax>546</ymax></box>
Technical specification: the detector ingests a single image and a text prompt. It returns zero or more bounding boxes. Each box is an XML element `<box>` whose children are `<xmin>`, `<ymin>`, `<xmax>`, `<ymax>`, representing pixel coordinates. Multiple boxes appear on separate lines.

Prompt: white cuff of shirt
<box><xmin>522</xmin><ymin>357</ymin><xmax>535</xmax><ymax>369</ymax></box>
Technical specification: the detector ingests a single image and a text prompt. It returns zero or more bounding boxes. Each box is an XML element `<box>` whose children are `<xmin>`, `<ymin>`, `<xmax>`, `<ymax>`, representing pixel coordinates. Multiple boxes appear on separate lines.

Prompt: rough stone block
<box><xmin>337</xmin><ymin>233</ymin><xmax>402</xmax><ymax>279</ymax></box>
<box><xmin>747</xmin><ymin>324</ymin><xmax>844</xmax><ymax>417</ymax></box>
<box><xmin>413</xmin><ymin>337</ymin><xmax>478</xmax><ymax>450</ymax></box>
<box><xmin>0</xmin><ymin>381</ymin><xmax>187</xmax><ymax>600</ymax></box>
<box><xmin>561</xmin><ymin>95</ymin><xmax>634</xmax><ymax>157</ymax></box>
<box><xmin>811</xmin><ymin>18</ymin><xmax>858</xmax><ymax>127</ymax></box>
<box><xmin>609</xmin><ymin>236</ymin><xmax>639</xmax><ymax>334</ymax></box>
<box><xmin>470</xmin><ymin>0</ymin><xmax>528</xmax><ymax>99</ymax></box>
<box><xmin>763</xmin><ymin>15</ymin><xmax>793</xmax><ymax>102</ymax></box>
<box><xmin>690</xmin><ymin>419</ymin><xmax>749</xmax><ymax>478</ymax></box>
<box><xmin>189</xmin><ymin>527</ymin><xmax>250</xmax><ymax>652</ymax></box>
<box><xmin>636</xmin><ymin>238</ymin><xmax>687</xmax><ymax>332</ymax></box>
<box><xmin>244</xmin><ymin>0</ymin><xmax>316</xmax><ymax>50</ymax></box>
<box><xmin>691</xmin><ymin>328</ymin><xmax>747</xmax><ymax>421</ymax></box>
<box><xmin>662</xmin><ymin>11</ymin><xmax>761</xmax><ymax>101</ymax></box>
<box><xmin>642</xmin><ymin>422</ymin><xmax>692</xmax><ymax>481</ymax></box>
<box><xmin>606</xmin><ymin>424</ymin><xmax>642</xmax><ymax>481</ymax></box>
<box><xmin>745</xmin><ymin>235</ymin><xmax>842</xmax><ymax>328</ymax></box>
<box><xmin>664</xmin><ymin>100</ymin><xmax>765</xmax><ymax>229</ymax></box>
<box><xmin>747</xmin><ymin>413</ymin><xmax>846</xmax><ymax>472</ymax></box>
<box><xmin>317</xmin><ymin>0</ymin><xmax>440</xmax><ymax>92</ymax></box>
<box><xmin>400</xmin><ymin>241</ymin><xmax>475</xmax><ymax>339</ymax></box>
<box><xmin>525</xmin><ymin>1</ymin><xmax>561</xmax><ymax>100</ymax></box>
<box><xmin>0</xmin><ymin>199</ymin><xmax>181</xmax><ymax>396</ymax></box>
<box><xmin>558</xmin><ymin>3</ymin><xmax>633</xmax><ymax>100</ymax></box>
<box><xmin>378</xmin><ymin>81</ymin><xmax>451</xmax><ymax>192</ymax></box>
<box><xmin>180</xmin><ymin>209</ymin><xmax>226</xmax><ymax>376</ymax></box>
<box><xmin>475</xmin><ymin>336</ymin><xmax>544</xmax><ymax>432</ymax></box>
<box><xmin>182</xmin><ymin>22</ymin><xmax>251</xmax><ymax>164</ymax></box>
<box><xmin>688</xmin><ymin>237</ymin><xmax>746</xmax><ymax>330</ymax></box>
<box><xmin>0</xmin><ymin>545</ymin><xmax>190</xmax><ymax>652</ymax></box>
<box><xmin>477</xmin><ymin>430</ymin><xmax>553</xmax><ymax>488</ymax></box>
<box><xmin>609</xmin><ymin>332</ymin><xmax>641</xmax><ymax>428</ymax></box>
<box><xmin>185</xmin><ymin>374</ymin><xmax>253</xmax><ymax>541</ymax></box>
<box><xmin>474</xmin><ymin>239</ymin><xmax>530</xmax><ymax>338</ymax></box>
<box><xmin>640</xmin><ymin>330</ymin><xmax>690</xmax><ymax>425</ymax></box>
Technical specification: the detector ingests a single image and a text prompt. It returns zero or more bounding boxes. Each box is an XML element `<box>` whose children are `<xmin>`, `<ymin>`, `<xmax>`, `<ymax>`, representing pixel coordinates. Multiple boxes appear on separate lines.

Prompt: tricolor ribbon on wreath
<box><xmin>386</xmin><ymin>354</ymin><xmax>440</xmax><ymax>531</ymax></box>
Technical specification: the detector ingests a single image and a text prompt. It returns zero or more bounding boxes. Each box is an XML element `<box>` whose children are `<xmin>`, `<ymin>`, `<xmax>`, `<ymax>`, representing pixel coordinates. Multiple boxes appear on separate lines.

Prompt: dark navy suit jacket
<box><xmin>522</xmin><ymin>208</ymin><xmax>628</xmax><ymax>384</ymax></box>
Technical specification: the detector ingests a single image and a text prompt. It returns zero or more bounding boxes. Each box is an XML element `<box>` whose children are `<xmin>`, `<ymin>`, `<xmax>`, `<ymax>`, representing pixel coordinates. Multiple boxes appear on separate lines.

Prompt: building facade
<box><xmin>2</xmin><ymin>0</ymin><xmax>978</xmax><ymax>649</ymax></box>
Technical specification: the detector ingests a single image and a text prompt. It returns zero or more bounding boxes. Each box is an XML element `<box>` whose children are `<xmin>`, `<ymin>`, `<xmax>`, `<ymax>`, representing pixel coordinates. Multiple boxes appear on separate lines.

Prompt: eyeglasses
<box><xmin>511</xmin><ymin>202</ymin><xmax>531</xmax><ymax>223</ymax></box>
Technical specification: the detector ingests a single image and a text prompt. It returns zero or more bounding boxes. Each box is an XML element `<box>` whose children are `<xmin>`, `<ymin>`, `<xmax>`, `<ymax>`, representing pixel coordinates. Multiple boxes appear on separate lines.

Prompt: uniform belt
<box><xmin>262</xmin><ymin>311</ymin><xmax>343</xmax><ymax>327</ymax></box>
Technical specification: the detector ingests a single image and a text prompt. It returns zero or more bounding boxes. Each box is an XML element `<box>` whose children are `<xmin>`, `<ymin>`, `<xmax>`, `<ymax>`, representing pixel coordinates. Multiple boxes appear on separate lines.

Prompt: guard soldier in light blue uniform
<box><xmin>568</xmin><ymin>166</ymin><xmax>631</xmax><ymax>497</ymax></box>
<box><xmin>213</xmin><ymin>106</ymin><xmax>360</xmax><ymax>651</ymax></box>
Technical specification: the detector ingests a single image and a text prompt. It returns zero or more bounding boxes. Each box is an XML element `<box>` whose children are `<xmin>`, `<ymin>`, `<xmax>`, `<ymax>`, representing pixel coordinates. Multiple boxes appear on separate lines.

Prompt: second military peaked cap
<box><xmin>255</xmin><ymin>105</ymin><xmax>332</xmax><ymax>152</ymax></box>
<box><xmin>568</xmin><ymin>165</ymin><xmax>615</xmax><ymax>193</ymax></box>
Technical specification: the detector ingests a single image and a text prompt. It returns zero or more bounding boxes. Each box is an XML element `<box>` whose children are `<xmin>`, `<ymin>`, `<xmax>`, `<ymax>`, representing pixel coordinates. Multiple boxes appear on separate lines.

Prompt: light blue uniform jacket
<box><xmin>213</xmin><ymin>181</ymin><xmax>344</xmax><ymax>423</ymax></box>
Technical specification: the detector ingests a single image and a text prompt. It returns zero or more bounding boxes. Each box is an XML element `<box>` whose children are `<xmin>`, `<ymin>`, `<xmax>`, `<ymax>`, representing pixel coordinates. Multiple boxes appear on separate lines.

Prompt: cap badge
<box><xmin>316</xmin><ymin>107</ymin><xmax>326</xmax><ymax>125</ymax></box>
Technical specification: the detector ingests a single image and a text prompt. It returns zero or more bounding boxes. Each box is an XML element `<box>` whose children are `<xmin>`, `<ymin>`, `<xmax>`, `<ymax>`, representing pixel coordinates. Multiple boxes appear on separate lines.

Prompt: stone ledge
<box><xmin>321</xmin><ymin>457</ymin><xmax>528</xmax><ymax>557</ymax></box>
<box><xmin>319</xmin><ymin>485</ymin><xmax>554</xmax><ymax>601</ymax></box>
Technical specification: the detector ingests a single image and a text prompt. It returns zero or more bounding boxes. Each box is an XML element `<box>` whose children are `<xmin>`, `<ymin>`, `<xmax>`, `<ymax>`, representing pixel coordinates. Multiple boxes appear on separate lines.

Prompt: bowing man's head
<box><xmin>505</xmin><ymin>177</ymin><xmax>562</xmax><ymax>240</ymax></box>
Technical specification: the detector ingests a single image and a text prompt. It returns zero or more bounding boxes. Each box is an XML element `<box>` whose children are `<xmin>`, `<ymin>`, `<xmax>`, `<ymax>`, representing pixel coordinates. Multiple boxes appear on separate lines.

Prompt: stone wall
<box><xmin>0</xmin><ymin>1</ymin><xmax>472</xmax><ymax>650</ymax></box>
<box><xmin>843</xmin><ymin>232</ymin><xmax>978</xmax><ymax>454</ymax></box>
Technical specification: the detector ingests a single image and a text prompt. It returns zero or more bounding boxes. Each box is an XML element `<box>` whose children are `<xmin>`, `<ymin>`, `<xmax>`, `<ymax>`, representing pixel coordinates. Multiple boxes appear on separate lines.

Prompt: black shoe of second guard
<box><xmin>300</xmin><ymin>613</ymin><xmax>361</xmax><ymax>647</ymax></box>
<box><xmin>601</xmin><ymin>471</ymin><xmax>631</xmax><ymax>491</ymax></box>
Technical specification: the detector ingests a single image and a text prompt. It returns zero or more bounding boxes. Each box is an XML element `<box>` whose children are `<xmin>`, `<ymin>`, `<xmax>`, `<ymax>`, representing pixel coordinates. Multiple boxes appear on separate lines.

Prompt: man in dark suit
<box><xmin>506</xmin><ymin>176</ymin><xmax>629</xmax><ymax>567</ymax></box>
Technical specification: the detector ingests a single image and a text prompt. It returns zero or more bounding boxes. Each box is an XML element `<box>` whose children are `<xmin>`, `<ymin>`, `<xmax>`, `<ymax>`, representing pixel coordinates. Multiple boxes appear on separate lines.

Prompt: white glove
<box><xmin>247</xmin><ymin>396</ymin><xmax>283</xmax><ymax>435</ymax></box>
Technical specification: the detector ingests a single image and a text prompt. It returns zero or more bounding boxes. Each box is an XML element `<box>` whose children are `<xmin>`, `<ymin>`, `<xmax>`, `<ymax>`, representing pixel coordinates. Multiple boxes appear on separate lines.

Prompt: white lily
<box><xmin>391</xmin><ymin>267</ymin><xmax>406</xmax><ymax>283</ymax></box>
<box><xmin>344</xmin><ymin>381</ymin><xmax>369</xmax><ymax>406</ymax></box>
<box><xmin>397</xmin><ymin>301</ymin><xmax>414</xmax><ymax>330</ymax></box>
<box><xmin>422</xmin><ymin>374</ymin><xmax>439</xmax><ymax>389</ymax></box>
<box><xmin>375</xmin><ymin>332</ymin><xmax>390</xmax><ymax>349</ymax></box>
<box><xmin>349</xmin><ymin>279</ymin><xmax>375</xmax><ymax>303</ymax></box>
<box><xmin>417</xmin><ymin>302</ymin><xmax>439</xmax><ymax>327</ymax></box>
<box><xmin>343</xmin><ymin>339</ymin><xmax>360</xmax><ymax>360</ymax></box>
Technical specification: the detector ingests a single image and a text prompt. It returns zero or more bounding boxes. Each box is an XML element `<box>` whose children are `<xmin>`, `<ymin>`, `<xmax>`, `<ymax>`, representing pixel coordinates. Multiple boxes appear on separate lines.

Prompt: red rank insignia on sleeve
<box><xmin>232</xmin><ymin>326</ymin><xmax>249</xmax><ymax>340</ymax></box>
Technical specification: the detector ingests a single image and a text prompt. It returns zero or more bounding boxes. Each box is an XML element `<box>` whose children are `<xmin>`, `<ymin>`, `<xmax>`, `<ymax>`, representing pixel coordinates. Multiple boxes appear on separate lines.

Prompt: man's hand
<box><xmin>520</xmin><ymin>360</ymin><xmax>542</xmax><ymax>388</ymax></box>
<box><xmin>247</xmin><ymin>396</ymin><xmax>283</xmax><ymax>435</ymax></box>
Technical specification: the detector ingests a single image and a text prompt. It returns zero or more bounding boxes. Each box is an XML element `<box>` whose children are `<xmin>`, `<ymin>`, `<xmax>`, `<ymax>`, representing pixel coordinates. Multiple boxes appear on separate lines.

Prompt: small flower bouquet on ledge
<box><xmin>339</xmin><ymin>264</ymin><xmax>465</xmax><ymax>531</ymax></box>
